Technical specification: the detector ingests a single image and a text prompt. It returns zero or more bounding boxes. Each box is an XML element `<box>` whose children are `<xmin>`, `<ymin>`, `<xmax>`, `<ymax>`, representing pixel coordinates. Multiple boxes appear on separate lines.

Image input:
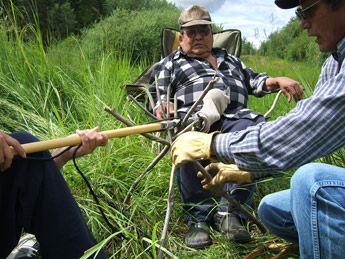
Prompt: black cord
<box><xmin>18</xmin><ymin>146</ymin><xmax>124</xmax><ymax>238</ymax></box>
<box><xmin>22</xmin><ymin>145</ymin><xmax>74</xmax><ymax>161</ymax></box>
<box><xmin>71</xmin><ymin>145</ymin><xmax>123</xmax><ymax>236</ymax></box>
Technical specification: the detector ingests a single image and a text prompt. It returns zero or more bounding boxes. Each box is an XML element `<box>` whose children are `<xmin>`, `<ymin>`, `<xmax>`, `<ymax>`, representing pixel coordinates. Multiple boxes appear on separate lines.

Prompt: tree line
<box><xmin>258</xmin><ymin>17</ymin><xmax>328</xmax><ymax>65</ymax></box>
<box><xmin>1</xmin><ymin>0</ymin><xmax>328</xmax><ymax>65</ymax></box>
<box><xmin>1</xmin><ymin>0</ymin><xmax>177</xmax><ymax>42</ymax></box>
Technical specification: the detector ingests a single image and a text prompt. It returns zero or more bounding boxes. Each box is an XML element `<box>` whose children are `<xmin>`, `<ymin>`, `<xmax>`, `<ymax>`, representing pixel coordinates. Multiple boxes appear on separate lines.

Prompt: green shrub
<box><xmin>79</xmin><ymin>7</ymin><xmax>181</xmax><ymax>64</ymax></box>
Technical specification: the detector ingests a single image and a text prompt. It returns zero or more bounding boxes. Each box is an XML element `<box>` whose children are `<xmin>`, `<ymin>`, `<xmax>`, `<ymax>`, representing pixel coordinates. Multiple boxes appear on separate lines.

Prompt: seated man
<box><xmin>149</xmin><ymin>5</ymin><xmax>303</xmax><ymax>248</ymax></box>
<box><xmin>1</xmin><ymin>127</ymin><xmax>109</xmax><ymax>259</ymax></box>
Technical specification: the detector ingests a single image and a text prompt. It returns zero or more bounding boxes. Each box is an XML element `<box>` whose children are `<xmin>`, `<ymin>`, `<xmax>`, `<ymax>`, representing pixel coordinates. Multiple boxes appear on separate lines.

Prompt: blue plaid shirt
<box><xmin>149</xmin><ymin>47</ymin><xmax>272</xmax><ymax>120</ymax></box>
<box><xmin>214</xmin><ymin>37</ymin><xmax>345</xmax><ymax>181</ymax></box>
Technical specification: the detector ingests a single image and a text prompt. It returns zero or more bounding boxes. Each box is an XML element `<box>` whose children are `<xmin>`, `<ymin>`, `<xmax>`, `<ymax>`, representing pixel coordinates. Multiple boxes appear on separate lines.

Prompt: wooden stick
<box><xmin>157</xmin><ymin>164</ymin><xmax>176</xmax><ymax>259</ymax></box>
<box><xmin>104</xmin><ymin>107</ymin><xmax>170</xmax><ymax>146</ymax></box>
<box><xmin>11</xmin><ymin>121</ymin><xmax>178</xmax><ymax>155</ymax></box>
<box><xmin>123</xmin><ymin>145</ymin><xmax>170</xmax><ymax>205</ymax></box>
<box><xmin>193</xmin><ymin>161</ymin><xmax>267</xmax><ymax>234</ymax></box>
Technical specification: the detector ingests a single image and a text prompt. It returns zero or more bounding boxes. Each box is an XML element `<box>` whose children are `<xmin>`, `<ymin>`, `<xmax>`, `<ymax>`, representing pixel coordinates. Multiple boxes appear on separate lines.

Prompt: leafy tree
<box><xmin>1</xmin><ymin>0</ymin><xmax>107</xmax><ymax>43</ymax></box>
<box><xmin>259</xmin><ymin>17</ymin><xmax>327</xmax><ymax>65</ymax></box>
<box><xmin>242</xmin><ymin>37</ymin><xmax>257</xmax><ymax>55</ymax></box>
<box><xmin>47</xmin><ymin>2</ymin><xmax>77</xmax><ymax>40</ymax></box>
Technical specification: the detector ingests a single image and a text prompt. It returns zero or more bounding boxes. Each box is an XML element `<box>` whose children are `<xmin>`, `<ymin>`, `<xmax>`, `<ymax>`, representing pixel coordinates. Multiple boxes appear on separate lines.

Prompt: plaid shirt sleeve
<box><xmin>148</xmin><ymin>55</ymin><xmax>175</xmax><ymax>115</ymax></box>
<box><xmin>213</xmin><ymin>38</ymin><xmax>345</xmax><ymax>180</ymax></box>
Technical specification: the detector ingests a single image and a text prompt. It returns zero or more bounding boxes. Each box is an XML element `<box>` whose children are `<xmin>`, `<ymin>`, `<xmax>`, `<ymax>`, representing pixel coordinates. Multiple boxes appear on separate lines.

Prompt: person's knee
<box><xmin>10</xmin><ymin>131</ymin><xmax>39</xmax><ymax>144</ymax></box>
<box><xmin>291</xmin><ymin>163</ymin><xmax>330</xmax><ymax>191</ymax></box>
<box><xmin>258</xmin><ymin>193</ymin><xmax>276</xmax><ymax>223</ymax></box>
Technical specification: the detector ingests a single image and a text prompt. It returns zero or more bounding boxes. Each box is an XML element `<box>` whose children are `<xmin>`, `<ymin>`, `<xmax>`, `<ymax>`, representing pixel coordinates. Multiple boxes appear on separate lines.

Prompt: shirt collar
<box><xmin>174</xmin><ymin>46</ymin><xmax>228</xmax><ymax>59</ymax></box>
<box><xmin>332</xmin><ymin>36</ymin><xmax>345</xmax><ymax>62</ymax></box>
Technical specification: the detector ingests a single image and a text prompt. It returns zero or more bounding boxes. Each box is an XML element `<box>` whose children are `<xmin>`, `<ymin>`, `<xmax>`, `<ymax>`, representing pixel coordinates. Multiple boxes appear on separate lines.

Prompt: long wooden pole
<box><xmin>11</xmin><ymin>120</ymin><xmax>179</xmax><ymax>155</ymax></box>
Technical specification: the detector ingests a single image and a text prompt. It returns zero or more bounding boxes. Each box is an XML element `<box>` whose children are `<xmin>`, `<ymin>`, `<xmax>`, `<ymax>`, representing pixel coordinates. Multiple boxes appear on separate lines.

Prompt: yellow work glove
<box><xmin>171</xmin><ymin>131</ymin><xmax>220</xmax><ymax>168</ymax></box>
<box><xmin>197</xmin><ymin>163</ymin><xmax>252</xmax><ymax>189</ymax></box>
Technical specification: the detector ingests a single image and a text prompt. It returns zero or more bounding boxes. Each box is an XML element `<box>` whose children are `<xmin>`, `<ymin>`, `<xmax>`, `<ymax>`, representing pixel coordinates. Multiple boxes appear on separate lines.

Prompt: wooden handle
<box><xmin>11</xmin><ymin>121</ymin><xmax>178</xmax><ymax>155</ymax></box>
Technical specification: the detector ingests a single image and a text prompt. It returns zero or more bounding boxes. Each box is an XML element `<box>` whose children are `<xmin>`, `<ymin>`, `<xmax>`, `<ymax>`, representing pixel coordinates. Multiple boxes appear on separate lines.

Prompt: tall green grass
<box><xmin>2</xmin><ymin>23</ymin><xmax>345</xmax><ymax>258</ymax></box>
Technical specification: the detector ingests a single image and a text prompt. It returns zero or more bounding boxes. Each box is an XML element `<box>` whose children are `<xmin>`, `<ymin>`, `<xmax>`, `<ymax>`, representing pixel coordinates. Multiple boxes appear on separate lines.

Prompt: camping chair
<box><xmin>125</xmin><ymin>28</ymin><xmax>243</xmax><ymax>112</ymax></box>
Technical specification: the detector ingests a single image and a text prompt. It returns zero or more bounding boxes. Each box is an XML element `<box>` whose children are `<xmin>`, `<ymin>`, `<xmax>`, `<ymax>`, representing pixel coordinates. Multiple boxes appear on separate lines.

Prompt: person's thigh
<box><xmin>291</xmin><ymin>163</ymin><xmax>345</xmax><ymax>258</ymax></box>
<box><xmin>210</xmin><ymin>115</ymin><xmax>266</xmax><ymax>133</ymax></box>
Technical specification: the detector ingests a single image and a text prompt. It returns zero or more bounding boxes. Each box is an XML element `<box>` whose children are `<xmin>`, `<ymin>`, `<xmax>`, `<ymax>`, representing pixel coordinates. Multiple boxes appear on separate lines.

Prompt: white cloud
<box><xmin>170</xmin><ymin>0</ymin><xmax>227</xmax><ymax>12</ymax></box>
<box><xmin>168</xmin><ymin>0</ymin><xmax>297</xmax><ymax>48</ymax></box>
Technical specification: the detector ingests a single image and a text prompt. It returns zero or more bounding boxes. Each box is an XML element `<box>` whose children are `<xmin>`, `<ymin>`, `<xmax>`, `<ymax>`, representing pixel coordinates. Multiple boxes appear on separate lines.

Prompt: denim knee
<box><xmin>291</xmin><ymin>162</ymin><xmax>341</xmax><ymax>192</ymax></box>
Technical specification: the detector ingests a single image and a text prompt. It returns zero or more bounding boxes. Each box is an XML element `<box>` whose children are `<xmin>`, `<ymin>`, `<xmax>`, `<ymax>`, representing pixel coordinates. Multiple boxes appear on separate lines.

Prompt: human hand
<box><xmin>197</xmin><ymin>162</ymin><xmax>252</xmax><ymax>189</ymax></box>
<box><xmin>156</xmin><ymin>102</ymin><xmax>174</xmax><ymax>120</ymax></box>
<box><xmin>265</xmin><ymin>77</ymin><xmax>304</xmax><ymax>102</ymax></box>
<box><xmin>171</xmin><ymin>131</ymin><xmax>219</xmax><ymax>167</ymax></box>
<box><xmin>0</xmin><ymin>131</ymin><xmax>26</xmax><ymax>172</ymax></box>
<box><xmin>53</xmin><ymin>126</ymin><xmax>108</xmax><ymax>169</ymax></box>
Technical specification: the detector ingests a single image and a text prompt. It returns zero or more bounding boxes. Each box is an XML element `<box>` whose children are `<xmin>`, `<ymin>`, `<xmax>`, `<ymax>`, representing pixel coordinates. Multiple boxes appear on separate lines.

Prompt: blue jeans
<box><xmin>258</xmin><ymin>163</ymin><xmax>345</xmax><ymax>259</ymax></box>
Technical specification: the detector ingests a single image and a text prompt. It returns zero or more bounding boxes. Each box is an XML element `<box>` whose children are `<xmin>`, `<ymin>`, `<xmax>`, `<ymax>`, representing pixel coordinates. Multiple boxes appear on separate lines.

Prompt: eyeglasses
<box><xmin>182</xmin><ymin>26</ymin><xmax>211</xmax><ymax>38</ymax></box>
<box><xmin>295</xmin><ymin>0</ymin><xmax>322</xmax><ymax>20</ymax></box>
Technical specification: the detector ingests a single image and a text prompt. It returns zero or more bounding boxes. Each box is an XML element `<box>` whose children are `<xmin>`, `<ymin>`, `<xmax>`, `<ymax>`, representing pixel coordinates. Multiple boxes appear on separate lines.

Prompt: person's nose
<box><xmin>299</xmin><ymin>18</ymin><xmax>310</xmax><ymax>30</ymax></box>
<box><xmin>194</xmin><ymin>31</ymin><xmax>203</xmax><ymax>39</ymax></box>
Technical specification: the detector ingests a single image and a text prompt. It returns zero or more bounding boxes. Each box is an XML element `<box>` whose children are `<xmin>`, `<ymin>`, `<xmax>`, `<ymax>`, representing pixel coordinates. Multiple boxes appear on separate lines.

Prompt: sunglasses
<box><xmin>295</xmin><ymin>0</ymin><xmax>322</xmax><ymax>20</ymax></box>
<box><xmin>182</xmin><ymin>26</ymin><xmax>211</xmax><ymax>38</ymax></box>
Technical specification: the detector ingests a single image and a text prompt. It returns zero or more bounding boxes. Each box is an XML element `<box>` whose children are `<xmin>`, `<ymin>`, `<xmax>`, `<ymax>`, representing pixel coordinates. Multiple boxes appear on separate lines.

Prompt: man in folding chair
<box><xmin>149</xmin><ymin>5</ymin><xmax>304</xmax><ymax>248</ymax></box>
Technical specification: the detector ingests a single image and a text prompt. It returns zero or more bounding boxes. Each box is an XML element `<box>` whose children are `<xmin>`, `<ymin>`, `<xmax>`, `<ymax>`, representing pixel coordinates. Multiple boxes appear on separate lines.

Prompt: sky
<box><xmin>167</xmin><ymin>0</ymin><xmax>297</xmax><ymax>48</ymax></box>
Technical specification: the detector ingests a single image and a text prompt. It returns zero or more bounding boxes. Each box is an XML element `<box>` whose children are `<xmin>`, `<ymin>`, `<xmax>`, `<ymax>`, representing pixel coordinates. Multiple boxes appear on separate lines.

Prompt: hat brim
<box><xmin>274</xmin><ymin>0</ymin><xmax>299</xmax><ymax>9</ymax></box>
<box><xmin>180</xmin><ymin>20</ymin><xmax>213</xmax><ymax>28</ymax></box>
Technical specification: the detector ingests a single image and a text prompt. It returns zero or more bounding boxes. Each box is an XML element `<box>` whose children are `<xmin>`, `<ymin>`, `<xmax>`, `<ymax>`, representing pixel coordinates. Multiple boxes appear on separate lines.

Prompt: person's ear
<box><xmin>179</xmin><ymin>33</ymin><xmax>183</xmax><ymax>43</ymax></box>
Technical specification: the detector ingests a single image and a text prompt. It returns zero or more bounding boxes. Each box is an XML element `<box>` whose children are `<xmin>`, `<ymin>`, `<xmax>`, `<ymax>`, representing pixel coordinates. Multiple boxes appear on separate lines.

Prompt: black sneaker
<box><xmin>213</xmin><ymin>212</ymin><xmax>251</xmax><ymax>243</ymax></box>
<box><xmin>7</xmin><ymin>234</ymin><xmax>40</xmax><ymax>259</ymax></box>
<box><xmin>184</xmin><ymin>222</ymin><xmax>212</xmax><ymax>248</ymax></box>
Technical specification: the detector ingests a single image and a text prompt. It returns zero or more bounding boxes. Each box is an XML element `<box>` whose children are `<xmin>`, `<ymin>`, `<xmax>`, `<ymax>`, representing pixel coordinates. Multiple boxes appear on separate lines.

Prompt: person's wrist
<box><xmin>53</xmin><ymin>148</ymin><xmax>73</xmax><ymax>170</ymax></box>
<box><xmin>208</xmin><ymin>131</ymin><xmax>220</xmax><ymax>160</ymax></box>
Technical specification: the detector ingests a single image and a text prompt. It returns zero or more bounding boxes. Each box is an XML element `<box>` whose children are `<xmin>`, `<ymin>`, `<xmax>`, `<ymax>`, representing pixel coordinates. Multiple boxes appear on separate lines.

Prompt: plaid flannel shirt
<box><xmin>214</xmin><ymin>37</ymin><xmax>345</xmax><ymax>181</ymax></box>
<box><xmin>149</xmin><ymin>47</ymin><xmax>271</xmax><ymax>120</ymax></box>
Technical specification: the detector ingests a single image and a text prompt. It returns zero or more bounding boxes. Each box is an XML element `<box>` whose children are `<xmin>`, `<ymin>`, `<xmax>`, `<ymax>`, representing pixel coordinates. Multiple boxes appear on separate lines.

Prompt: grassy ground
<box><xmin>1</xmin><ymin>25</ymin><xmax>339</xmax><ymax>258</ymax></box>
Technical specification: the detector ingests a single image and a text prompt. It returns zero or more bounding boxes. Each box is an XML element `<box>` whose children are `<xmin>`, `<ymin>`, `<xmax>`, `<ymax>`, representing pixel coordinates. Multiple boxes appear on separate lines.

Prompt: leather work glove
<box><xmin>196</xmin><ymin>89</ymin><xmax>230</xmax><ymax>133</ymax></box>
<box><xmin>197</xmin><ymin>163</ymin><xmax>252</xmax><ymax>189</ymax></box>
<box><xmin>171</xmin><ymin>131</ymin><xmax>220</xmax><ymax>167</ymax></box>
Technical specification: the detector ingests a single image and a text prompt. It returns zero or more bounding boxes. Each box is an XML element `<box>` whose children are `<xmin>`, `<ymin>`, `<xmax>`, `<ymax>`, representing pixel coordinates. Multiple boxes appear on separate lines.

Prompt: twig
<box><xmin>157</xmin><ymin>164</ymin><xmax>176</xmax><ymax>259</ymax></box>
<box><xmin>193</xmin><ymin>161</ymin><xmax>267</xmax><ymax>234</ymax></box>
<box><xmin>181</xmin><ymin>75</ymin><xmax>220</xmax><ymax>128</ymax></box>
<box><xmin>155</xmin><ymin>75</ymin><xmax>167</xmax><ymax>120</ymax></box>
<box><xmin>123</xmin><ymin>145</ymin><xmax>170</xmax><ymax>205</ymax></box>
<box><xmin>104</xmin><ymin>107</ymin><xmax>170</xmax><ymax>146</ymax></box>
<box><xmin>157</xmin><ymin>81</ymin><xmax>176</xmax><ymax>259</ymax></box>
<box><xmin>264</xmin><ymin>90</ymin><xmax>282</xmax><ymax>119</ymax></box>
<box><xmin>127</xmin><ymin>94</ymin><xmax>157</xmax><ymax>120</ymax></box>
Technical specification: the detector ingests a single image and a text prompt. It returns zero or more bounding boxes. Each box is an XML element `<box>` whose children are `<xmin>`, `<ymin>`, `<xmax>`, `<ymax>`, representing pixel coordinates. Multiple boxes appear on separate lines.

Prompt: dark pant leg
<box><xmin>176</xmin><ymin>113</ymin><xmax>215</xmax><ymax>225</ymax></box>
<box><xmin>177</xmin><ymin>160</ymin><xmax>214</xmax><ymax>225</ymax></box>
<box><xmin>212</xmin><ymin>116</ymin><xmax>265</xmax><ymax>219</ymax></box>
<box><xmin>0</xmin><ymin>132</ymin><xmax>108</xmax><ymax>259</ymax></box>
